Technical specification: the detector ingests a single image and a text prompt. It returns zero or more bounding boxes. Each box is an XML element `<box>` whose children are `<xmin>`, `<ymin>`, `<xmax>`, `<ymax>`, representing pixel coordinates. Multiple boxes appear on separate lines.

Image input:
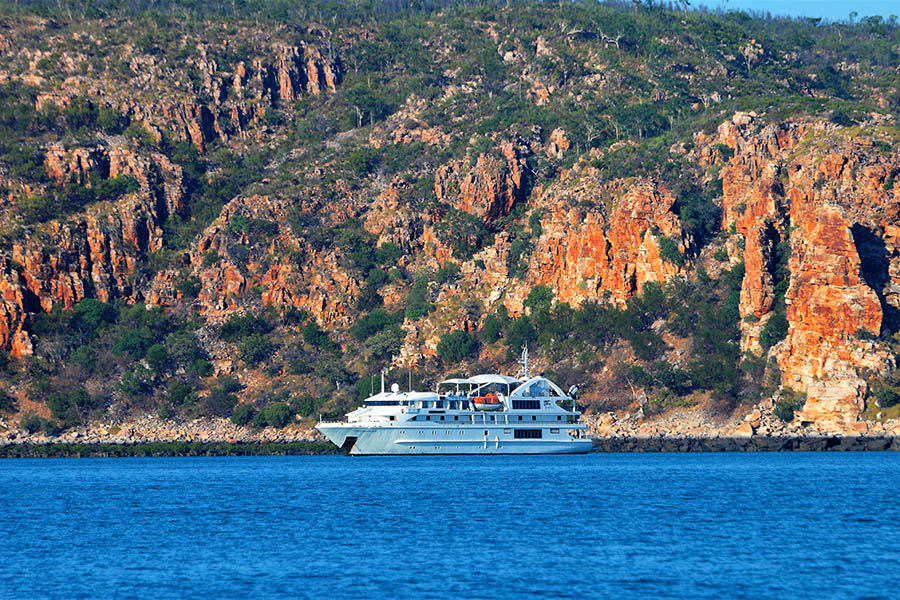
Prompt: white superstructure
<box><xmin>316</xmin><ymin>354</ymin><xmax>592</xmax><ymax>455</ymax></box>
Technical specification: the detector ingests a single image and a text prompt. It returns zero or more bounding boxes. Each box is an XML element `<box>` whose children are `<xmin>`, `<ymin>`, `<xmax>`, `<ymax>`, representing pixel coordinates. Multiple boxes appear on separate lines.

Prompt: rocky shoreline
<box><xmin>591</xmin><ymin>435</ymin><xmax>900</xmax><ymax>452</ymax></box>
<box><xmin>0</xmin><ymin>414</ymin><xmax>324</xmax><ymax>446</ymax></box>
<box><xmin>4</xmin><ymin>396</ymin><xmax>900</xmax><ymax>456</ymax></box>
<box><xmin>2</xmin><ymin>435</ymin><xmax>898</xmax><ymax>457</ymax></box>
<box><xmin>0</xmin><ymin>441</ymin><xmax>338</xmax><ymax>458</ymax></box>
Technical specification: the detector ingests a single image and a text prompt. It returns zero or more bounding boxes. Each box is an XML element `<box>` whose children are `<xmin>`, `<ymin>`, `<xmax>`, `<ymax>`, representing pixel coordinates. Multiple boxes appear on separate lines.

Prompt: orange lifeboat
<box><xmin>473</xmin><ymin>392</ymin><xmax>503</xmax><ymax>411</ymax></box>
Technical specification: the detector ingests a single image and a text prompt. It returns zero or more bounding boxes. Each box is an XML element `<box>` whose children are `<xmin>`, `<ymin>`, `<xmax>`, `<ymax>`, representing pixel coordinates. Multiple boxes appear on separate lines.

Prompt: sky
<box><xmin>697</xmin><ymin>0</ymin><xmax>898</xmax><ymax>22</ymax></box>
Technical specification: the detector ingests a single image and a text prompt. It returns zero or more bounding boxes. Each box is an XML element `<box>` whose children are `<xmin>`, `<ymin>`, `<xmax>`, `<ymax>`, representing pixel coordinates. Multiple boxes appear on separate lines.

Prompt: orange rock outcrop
<box><xmin>0</xmin><ymin>144</ymin><xmax>184</xmax><ymax>356</ymax></box>
<box><xmin>699</xmin><ymin>113</ymin><xmax>900</xmax><ymax>427</ymax></box>
<box><xmin>505</xmin><ymin>174</ymin><xmax>689</xmax><ymax>312</ymax></box>
<box><xmin>435</xmin><ymin>139</ymin><xmax>529</xmax><ymax>222</ymax></box>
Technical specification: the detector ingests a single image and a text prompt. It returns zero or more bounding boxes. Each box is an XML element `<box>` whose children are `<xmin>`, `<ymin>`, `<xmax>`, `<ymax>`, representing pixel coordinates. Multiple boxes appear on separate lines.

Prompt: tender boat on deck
<box><xmin>316</xmin><ymin>348</ymin><xmax>592</xmax><ymax>455</ymax></box>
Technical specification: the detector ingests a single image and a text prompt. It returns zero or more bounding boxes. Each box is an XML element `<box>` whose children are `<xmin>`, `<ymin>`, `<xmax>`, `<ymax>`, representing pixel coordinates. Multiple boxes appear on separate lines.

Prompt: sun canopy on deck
<box><xmin>438</xmin><ymin>374</ymin><xmax>521</xmax><ymax>386</ymax></box>
<box><xmin>467</xmin><ymin>374</ymin><xmax>521</xmax><ymax>385</ymax></box>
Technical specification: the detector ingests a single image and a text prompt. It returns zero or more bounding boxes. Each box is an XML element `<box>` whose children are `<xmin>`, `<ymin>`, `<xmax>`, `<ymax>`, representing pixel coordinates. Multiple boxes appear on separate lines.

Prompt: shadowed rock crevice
<box><xmin>851</xmin><ymin>224</ymin><xmax>900</xmax><ymax>336</ymax></box>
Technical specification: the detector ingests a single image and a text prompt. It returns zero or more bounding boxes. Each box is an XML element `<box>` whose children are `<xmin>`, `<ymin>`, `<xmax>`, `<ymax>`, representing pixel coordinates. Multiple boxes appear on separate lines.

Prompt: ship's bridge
<box><xmin>508</xmin><ymin>376</ymin><xmax>570</xmax><ymax>411</ymax></box>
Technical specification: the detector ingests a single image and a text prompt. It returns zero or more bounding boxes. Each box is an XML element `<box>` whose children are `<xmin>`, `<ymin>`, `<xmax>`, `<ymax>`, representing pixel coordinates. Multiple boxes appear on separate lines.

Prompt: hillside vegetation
<box><xmin>1</xmin><ymin>0</ymin><xmax>899</xmax><ymax>435</ymax></box>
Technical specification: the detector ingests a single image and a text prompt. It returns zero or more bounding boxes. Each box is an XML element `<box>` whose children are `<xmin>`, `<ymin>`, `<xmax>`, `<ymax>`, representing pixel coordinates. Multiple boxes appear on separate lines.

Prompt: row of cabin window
<box><xmin>381</xmin><ymin>400</ymin><xmax>548</xmax><ymax>410</ymax></box>
<box><xmin>409</xmin><ymin>415</ymin><xmax>564</xmax><ymax>422</ymax></box>
<box><xmin>401</xmin><ymin>429</ymin><xmax>559</xmax><ymax>437</ymax></box>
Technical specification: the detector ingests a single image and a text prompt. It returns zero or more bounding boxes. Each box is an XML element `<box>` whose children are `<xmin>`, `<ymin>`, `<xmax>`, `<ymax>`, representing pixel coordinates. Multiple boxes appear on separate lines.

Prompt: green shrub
<box><xmin>0</xmin><ymin>392</ymin><xmax>16</xmax><ymax>413</ymax></box>
<box><xmin>290</xmin><ymin>396</ymin><xmax>325</xmax><ymax>417</ymax></box>
<box><xmin>507</xmin><ymin>237</ymin><xmax>533</xmax><ymax>279</ymax></box>
<box><xmin>351</xmin><ymin>309</ymin><xmax>399</xmax><ymax>340</ymax></box>
<box><xmin>374</xmin><ymin>242</ymin><xmax>402</xmax><ymax>265</ymax></box>
<box><xmin>505</xmin><ymin>316</ymin><xmax>537</xmax><ymax>358</ymax></box>
<box><xmin>434</xmin><ymin>263</ymin><xmax>461</xmax><ymax>284</ymax></box>
<box><xmin>716</xmin><ymin>143</ymin><xmax>735</xmax><ymax>161</ymax></box>
<box><xmin>773</xmin><ymin>387</ymin><xmax>806</xmax><ymax>421</ymax></box>
<box><xmin>69</xmin><ymin>346</ymin><xmax>95</xmax><ymax>370</ymax></box>
<box><xmin>175</xmin><ymin>275</ymin><xmax>202</xmax><ymax>298</ymax></box>
<box><xmin>200</xmin><ymin>376</ymin><xmax>242</xmax><ymax>417</ymax></box>
<box><xmin>188</xmin><ymin>359</ymin><xmax>214</xmax><ymax>378</ymax></box>
<box><xmin>145</xmin><ymin>344</ymin><xmax>169</xmax><ymax>372</ymax></box>
<box><xmin>436</xmin><ymin>330</ymin><xmax>479</xmax><ymax>363</ymax></box>
<box><xmin>202</xmin><ymin>251</ymin><xmax>219</xmax><ymax>267</ymax></box>
<box><xmin>433</xmin><ymin>207</ymin><xmax>490</xmax><ymax>260</ymax></box>
<box><xmin>366</xmin><ymin>268</ymin><xmax>387</xmax><ymax>287</ymax></box>
<box><xmin>167</xmin><ymin>379</ymin><xmax>195</xmax><ymax>407</ymax></box>
<box><xmin>123</xmin><ymin>122</ymin><xmax>156</xmax><ymax>146</ymax></box>
<box><xmin>220</xmin><ymin>313</ymin><xmax>270</xmax><ymax>342</ymax></box>
<box><xmin>47</xmin><ymin>387</ymin><xmax>100</xmax><ymax>429</ymax></box>
<box><xmin>479</xmin><ymin>309</ymin><xmax>508</xmax><ymax>344</ymax></box>
<box><xmin>404</xmin><ymin>279</ymin><xmax>433</xmax><ymax>320</ymax></box>
<box><xmin>73</xmin><ymin>299</ymin><xmax>116</xmax><ymax>332</ymax></box>
<box><xmin>288</xmin><ymin>359</ymin><xmax>312</xmax><ymax>375</ymax></box>
<box><xmin>869</xmin><ymin>370</ymin><xmax>900</xmax><ymax>409</ymax></box>
<box><xmin>302</xmin><ymin>321</ymin><xmax>336</xmax><ymax>351</ymax></box>
<box><xmin>238</xmin><ymin>333</ymin><xmax>274</xmax><ymax>366</ymax></box>
<box><xmin>113</xmin><ymin>328</ymin><xmax>154</xmax><ymax>359</ymax></box>
<box><xmin>760</xmin><ymin>311</ymin><xmax>789</xmax><ymax>350</ymax></box>
<box><xmin>230</xmin><ymin>404</ymin><xmax>256</xmax><ymax>426</ymax></box>
<box><xmin>658</xmin><ymin>235</ymin><xmax>685</xmax><ymax>266</ymax></box>
<box><xmin>42</xmin><ymin>419</ymin><xmax>61</xmax><ymax>437</ymax></box>
<box><xmin>254</xmin><ymin>403</ymin><xmax>292</xmax><ymax>428</ymax></box>
<box><xmin>118</xmin><ymin>365</ymin><xmax>154</xmax><ymax>398</ymax></box>
<box><xmin>874</xmin><ymin>387</ymin><xmax>900</xmax><ymax>408</ymax></box>
<box><xmin>21</xmin><ymin>413</ymin><xmax>43</xmax><ymax>435</ymax></box>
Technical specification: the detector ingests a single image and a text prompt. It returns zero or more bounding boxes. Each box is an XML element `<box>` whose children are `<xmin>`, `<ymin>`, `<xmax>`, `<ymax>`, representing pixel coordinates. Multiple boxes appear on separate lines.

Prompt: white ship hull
<box><xmin>316</xmin><ymin>423</ymin><xmax>593</xmax><ymax>455</ymax></box>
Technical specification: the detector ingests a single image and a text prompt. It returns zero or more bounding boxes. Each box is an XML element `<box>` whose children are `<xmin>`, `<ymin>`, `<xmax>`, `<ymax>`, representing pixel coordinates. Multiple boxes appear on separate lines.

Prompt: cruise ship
<box><xmin>316</xmin><ymin>349</ymin><xmax>593</xmax><ymax>455</ymax></box>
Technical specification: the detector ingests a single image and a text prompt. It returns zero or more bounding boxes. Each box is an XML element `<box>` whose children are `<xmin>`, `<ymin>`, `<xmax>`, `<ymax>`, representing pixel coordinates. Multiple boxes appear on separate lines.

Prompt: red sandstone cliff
<box><xmin>0</xmin><ymin>143</ymin><xmax>185</xmax><ymax>356</ymax></box>
<box><xmin>697</xmin><ymin>113</ymin><xmax>900</xmax><ymax>428</ymax></box>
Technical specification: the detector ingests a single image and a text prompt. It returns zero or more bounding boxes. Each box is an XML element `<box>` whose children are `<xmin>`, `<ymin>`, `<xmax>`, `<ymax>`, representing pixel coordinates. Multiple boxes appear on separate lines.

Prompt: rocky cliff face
<box><xmin>519</xmin><ymin>174</ymin><xmax>689</xmax><ymax>310</ymax></box>
<box><xmin>698</xmin><ymin>113</ymin><xmax>900</xmax><ymax>428</ymax></box>
<box><xmin>4</xmin><ymin>110</ymin><xmax>899</xmax><ymax>432</ymax></box>
<box><xmin>118</xmin><ymin>41</ymin><xmax>342</xmax><ymax>150</ymax></box>
<box><xmin>0</xmin><ymin>143</ymin><xmax>185</xmax><ymax>356</ymax></box>
<box><xmin>435</xmin><ymin>139</ymin><xmax>530</xmax><ymax>222</ymax></box>
<box><xmin>7</xmin><ymin>30</ymin><xmax>341</xmax><ymax>151</ymax></box>
<box><xmin>148</xmin><ymin>192</ymin><xmax>361</xmax><ymax>327</ymax></box>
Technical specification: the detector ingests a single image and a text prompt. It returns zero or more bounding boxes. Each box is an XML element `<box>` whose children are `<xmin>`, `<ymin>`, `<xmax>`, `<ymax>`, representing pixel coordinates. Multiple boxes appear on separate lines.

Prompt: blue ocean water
<box><xmin>1</xmin><ymin>453</ymin><xmax>898</xmax><ymax>599</ymax></box>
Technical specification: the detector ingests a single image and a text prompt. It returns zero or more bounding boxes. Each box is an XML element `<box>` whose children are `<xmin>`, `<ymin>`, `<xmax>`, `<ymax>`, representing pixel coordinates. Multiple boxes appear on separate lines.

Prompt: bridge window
<box><xmin>514</xmin><ymin>429</ymin><xmax>542</xmax><ymax>439</ymax></box>
<box><xmin>512</xmin><ymin>400</ymin><xmax>541</xmax><ymax>410</ymax></box>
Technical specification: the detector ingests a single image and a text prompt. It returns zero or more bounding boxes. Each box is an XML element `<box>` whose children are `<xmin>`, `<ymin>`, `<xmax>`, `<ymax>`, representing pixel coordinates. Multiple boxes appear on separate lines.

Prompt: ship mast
<box><xmin>517</xmin><ymin>345</ymin><xmax>529</xmax><ymax>380</ymax></box>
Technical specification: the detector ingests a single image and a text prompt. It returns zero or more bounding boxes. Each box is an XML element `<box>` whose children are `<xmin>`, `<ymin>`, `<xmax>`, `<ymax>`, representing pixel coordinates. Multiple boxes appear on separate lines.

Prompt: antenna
<box><xmin>517</xmin><ymin>345</ymin><xmax>529</xmax><ymax>379</ymax></box>
<box><xmin>380</xmin><ymin>370</ymin><xmax>385</xmax><ymax>394</ymax></box>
